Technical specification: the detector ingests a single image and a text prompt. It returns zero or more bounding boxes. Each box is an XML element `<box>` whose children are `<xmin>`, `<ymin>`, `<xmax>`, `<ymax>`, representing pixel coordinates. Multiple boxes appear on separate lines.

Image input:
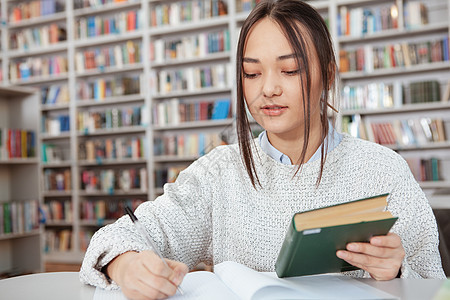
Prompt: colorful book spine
<box><xmin>77</xmin><ymin>75</ymin><xmax>142</xmax><ymax>101</ymax></box>
<box><xmin>153</xmin><ymin>132</ymin><xmax>227</xmax><ymax>157</ymax></box>
<box><xmin>80</xmin><ymin>167</ymin><xmax>147</xmax><ymax>193</ymax></box>
<box><xmin>0</xmin><ymin>200</ymin><xmax>40</xmax><ymax>236</ymax></box>
<box><xmin>78</xmin><ymin>136</ymin><xmax>147</xmax><ymax>161</ymax></box>
<box><xmin>9</xmin><ymin>23</ymin><xmax>67</xmax><ymax>50</ymax></box>
<box><xmin>43</xmin><ymin>169</ymin><xmax>71</xmax><ymax>191</ymax></box>
<box><xmin>77</xmin><ymin>106</ymin><xmax>144</xmax><ymax>133</ymax></box>
<box><xmin>0</xmin><ymin>128</ymin><xmax>36</xmax><ymax>160</ymax></box>
<box><xmin>9</xmin><ymin>0</ymin><xmax>64</xmax><ymax>23</ymax></box>
<box><xmin>9</xmin><ymin>56</ymin><xmax>68</xmax><ymax>82</ymax></box>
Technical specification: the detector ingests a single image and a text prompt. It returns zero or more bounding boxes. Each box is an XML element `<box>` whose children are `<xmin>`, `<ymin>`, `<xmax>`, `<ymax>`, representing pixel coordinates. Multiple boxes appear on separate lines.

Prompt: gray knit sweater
<box><xmin>80</xmin><ymin>134</ymin><xmax>446</xmax><ymax>289</ymax></box>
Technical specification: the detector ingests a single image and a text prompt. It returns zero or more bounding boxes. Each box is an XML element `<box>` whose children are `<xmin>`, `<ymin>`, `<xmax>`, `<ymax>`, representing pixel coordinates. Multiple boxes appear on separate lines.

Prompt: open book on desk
<box><xmin>94</xmin><ymin>261</ymin><xmax>397</xmax><ymax>300</ymax></box>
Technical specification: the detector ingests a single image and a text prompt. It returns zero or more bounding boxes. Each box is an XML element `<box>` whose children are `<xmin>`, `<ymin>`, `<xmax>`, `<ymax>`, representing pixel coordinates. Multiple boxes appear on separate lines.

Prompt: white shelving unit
<box><xmin>0</xmin><ymin>0</ymin><xmax>448</xmax><ymax>266</ymax></box>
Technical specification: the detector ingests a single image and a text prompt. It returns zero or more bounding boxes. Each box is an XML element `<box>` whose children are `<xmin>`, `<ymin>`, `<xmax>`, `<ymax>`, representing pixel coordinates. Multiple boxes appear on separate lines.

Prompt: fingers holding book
<box><xmin>336</xmin><ymin>232</ymin><xmax>405</xmax><ymax>281</ymax></box>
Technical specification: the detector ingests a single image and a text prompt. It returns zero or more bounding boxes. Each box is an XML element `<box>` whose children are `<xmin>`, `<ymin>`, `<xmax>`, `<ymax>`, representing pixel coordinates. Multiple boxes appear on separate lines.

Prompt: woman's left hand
<box><xmin>336</xmin><ymin>232</ymin><xmax>405</xmax><ymax>280</ymax></box>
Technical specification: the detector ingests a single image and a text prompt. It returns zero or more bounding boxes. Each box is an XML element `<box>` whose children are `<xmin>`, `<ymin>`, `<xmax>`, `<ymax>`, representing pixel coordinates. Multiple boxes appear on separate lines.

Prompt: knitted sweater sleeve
<box><xmin>79</xmin><ymin>151</ymin><xmax>216</xmax><ymax>289</ymax></box>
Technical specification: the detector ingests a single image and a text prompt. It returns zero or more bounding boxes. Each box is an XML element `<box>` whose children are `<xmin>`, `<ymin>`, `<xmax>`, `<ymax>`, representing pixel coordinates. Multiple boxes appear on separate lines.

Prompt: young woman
<box><xmin>80</xmin><ymin>1</ymin><xmax>446</xmax><ymax>299</ymax></box>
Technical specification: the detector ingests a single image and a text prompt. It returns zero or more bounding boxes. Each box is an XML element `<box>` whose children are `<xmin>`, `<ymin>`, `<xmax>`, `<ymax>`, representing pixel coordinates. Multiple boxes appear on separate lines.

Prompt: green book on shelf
<box><xmin>275</xmin><ymin>193</ymin><xmax>397</xmax><ymax>278</ymax></box>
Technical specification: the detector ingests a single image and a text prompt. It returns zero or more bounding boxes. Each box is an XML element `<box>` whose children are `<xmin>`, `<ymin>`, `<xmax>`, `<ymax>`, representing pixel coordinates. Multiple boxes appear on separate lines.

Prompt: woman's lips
<box><xmin>261</xmin><ymin>105</ymin><xmax>288</xmax><ymax>116</ymax></box>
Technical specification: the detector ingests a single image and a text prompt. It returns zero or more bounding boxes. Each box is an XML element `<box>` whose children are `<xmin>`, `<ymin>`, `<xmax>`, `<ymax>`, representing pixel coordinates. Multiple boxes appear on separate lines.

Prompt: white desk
<box><xmin>0</xmin><ymin>272</ymin><xmax>447</xmax><ymax>300</ymax></box>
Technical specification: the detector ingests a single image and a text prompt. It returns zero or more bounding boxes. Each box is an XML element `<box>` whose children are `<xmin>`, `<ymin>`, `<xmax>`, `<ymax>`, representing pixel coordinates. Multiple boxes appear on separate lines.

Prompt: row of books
<box><xmin>41</xmin><ymin>84</ymin><xmax>70</xmax><ymax>106</ymax></box>
<box><xmin>154</xmin><ymin>165</ymin><xmax>187</xmax><ymax>188</ymax></box>
<box><xmin>9</xmin><ymin>0</ymin><xmax>65</xmax><ymax>23</ymax></box>
<box><xmin>341</xmin><ymin>80</ymin><xmax>445</xmax><ymax>111</ymax></box>
<box><xmin>150</xmin><ymin>0</ymin><xmax>228</xmax><ymax>27</ymax></box>
<box><xmin>403</xmin><ymin>2</ymin><xmax>429</xmax><ymax>29</ymax></box>
<box><xmin>80</xmin><ymin>168</ymin><xmax>147</xmax><ymax>193</ymax></box>
<box><xmin>9</xmin><ymin>56</ymin><xmax>68</xmax><ymax>82</ymax></box>
<box><xmin>77</xmin><ymin>106</ymin><xmax>147</xmax><ymax>133</ymax></box>
<box><xmin>338</xmin><ymin>4</ymin><xmax>398</xmax><ymax>37</ymax></box>
<box><xmin>156</xmin><ymin>63</ymin><xmax>231</xmax><ymax>95</ymax></box>
<box><xmin>74</xmin><ymin>0</ymin><xmax>138</xmax><ymax>10</ymax></box>
<box><xmin>405</xmin><ymin>157</ymin><xmax>444</xmax><ymax>182</ymax></box>
<box><xmin>339</xmin><ymin>37</ymin><xmax>449</xmax><ymax>73</ymax></box>
<box><xmin>80</xmin><ymin>198</ymin><xmax>144</xmax><ymax>223</ymax></box>
<box><xmin>79</xmin><ymin>230</ymin><xmax>93</xmax><ymax>252</ymax></box>
<box><xmin>9</xmin><ymin>24</ymin><xmax>67</xmax><ymax>51</ymax></box>
<box><xmin>236</xmin><ymin>0</ymin><xmax>262</xmax><ymax>13</ymax></box>
<box><xmin>41</xmin><ymin>143</ymin><xmax>69</xmax><ymax>163</ymax></box>
<box><xmin>43</xmin><ymin>169</ymin><xmax>71</xmax><ymax>191</ymax></box>
<box><xmin>0</xmin><ymin>200</ymin><xmax>40</xmax><ymax>236</ymax></box>
<box><xmin>75</xmin><ymin>10</ymin><xmax>141</xmax><ymax>40</ymax></box>
<box><xmin>151</xmin><ymin>29</ymin><xmax>230</xmax><ymax>63</ymax></box>
<box><xmin>154</xmin><ymin>132</ymin><xmax>226</xmax><ymax>157</ymax></box>
<box><xmin>75</xmin><ymin>41</ymin><xmax>141</xmax><ymax>72</ymax></box>
<box><xmin>77</xmin><ymin>75</ymin><xmax>142</xmax><ymax>101</ymax></box>
<box><xmin>42</xmin><ymin>114</ymin><xmax>70</xmax><ymax>136</ymax></box>
<box><xmin>0</xmin><ymin>129</ymin><xmax>36</xmax><ymax>160</ymax></box>
<box><xmin>343</xmin><ymin>116</ymin><xmax>448</xmax><ymax>147</ymax></box>
<box><xmin>44</xmin><ymin>229</ymin><xmax>71</xmax><ymax>253</ymax></box>
<box><xmin>78</xmin><ymin>136</ymin><xmax>147</xmax><ymax>161</ymax></box>
<box><xmin>152</xmin><ymin>98</ymin><xmax>231</xmax><ymax>126</ymax></box>
<box><xmin>41</xmin><ymin>200</ymin><xmax>72</xmax><ymax>222</ymax></box>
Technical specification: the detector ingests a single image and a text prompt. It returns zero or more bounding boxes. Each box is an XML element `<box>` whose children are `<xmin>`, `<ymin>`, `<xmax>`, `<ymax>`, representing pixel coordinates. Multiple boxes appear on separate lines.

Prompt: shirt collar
<box><xmin>258</xmin><ymin>121</ymin><xmax>343</xmax><ymax>165</ymax></box>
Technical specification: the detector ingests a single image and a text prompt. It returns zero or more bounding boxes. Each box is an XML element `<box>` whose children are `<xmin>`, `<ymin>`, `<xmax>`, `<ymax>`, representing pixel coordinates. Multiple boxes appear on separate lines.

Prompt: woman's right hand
<box><xmin>106</xmin><ymin>251</ymin><xmax>189</xmax><ymax>300</ymax></box>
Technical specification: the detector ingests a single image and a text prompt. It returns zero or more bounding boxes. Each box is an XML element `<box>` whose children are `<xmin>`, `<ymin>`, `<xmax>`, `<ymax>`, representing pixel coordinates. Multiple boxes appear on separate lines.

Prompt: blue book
<box><xmin>212</xmin><ymin>99</ymin><xmax>230</xmax><ymax>120</ymax></box>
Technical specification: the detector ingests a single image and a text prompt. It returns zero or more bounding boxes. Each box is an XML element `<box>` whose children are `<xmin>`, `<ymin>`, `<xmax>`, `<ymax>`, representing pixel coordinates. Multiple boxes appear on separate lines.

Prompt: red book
<box><xmin>127</xmin><ymin>11</ymin><xmax>136</xmax><ymax>31</ymax></box>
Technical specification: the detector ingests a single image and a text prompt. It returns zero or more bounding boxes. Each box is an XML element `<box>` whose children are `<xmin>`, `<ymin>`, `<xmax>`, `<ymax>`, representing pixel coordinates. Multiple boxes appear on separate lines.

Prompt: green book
<box><xmin>275</xmin><ymin>194</ymin><xmax>398</xmax><ymax>278</ymax></box>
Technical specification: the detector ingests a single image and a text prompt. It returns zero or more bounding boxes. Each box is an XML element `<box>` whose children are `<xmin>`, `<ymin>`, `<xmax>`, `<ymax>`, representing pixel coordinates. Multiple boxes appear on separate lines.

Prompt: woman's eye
<box><xmin>243</xmin><ymin>72</ymin><xmax>258</xmax><ymax>79</ymax></box>
<box><xmin>283</xmin><ymin>69</ymin><xmax>300</xmax><ymax>76</ymax></box>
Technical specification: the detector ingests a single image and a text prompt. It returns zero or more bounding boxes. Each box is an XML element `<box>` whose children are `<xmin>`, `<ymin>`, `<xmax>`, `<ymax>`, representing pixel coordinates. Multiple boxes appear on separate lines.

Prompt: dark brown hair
<box><xmin>236</xmin><ymin>0</ymin><xmax>337</xmax><ymax>188</ymax></box>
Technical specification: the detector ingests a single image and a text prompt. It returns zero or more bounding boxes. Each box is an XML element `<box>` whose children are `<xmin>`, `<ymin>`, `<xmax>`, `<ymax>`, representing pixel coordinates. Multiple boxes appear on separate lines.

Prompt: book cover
<box><xmin>275</xmin><ymin>194</ymin><xmax>397</xmax><ymax>278</ymax></box>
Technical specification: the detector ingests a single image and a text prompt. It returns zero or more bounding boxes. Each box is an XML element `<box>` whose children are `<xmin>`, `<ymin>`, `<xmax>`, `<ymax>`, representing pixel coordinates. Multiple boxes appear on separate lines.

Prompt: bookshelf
<box><xmin>0</xmin><ymin>0</ymin><xmax>448</xmax><ymax>266</ymax></box>
<box><xmin>0</xmin><ymin>86</ymin><xmax>42</xmax><ymax>277</ymax></box>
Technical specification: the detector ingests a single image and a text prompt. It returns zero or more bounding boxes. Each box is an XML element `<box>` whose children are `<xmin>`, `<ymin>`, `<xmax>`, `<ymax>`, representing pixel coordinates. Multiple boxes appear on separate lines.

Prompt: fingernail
<box><xmin>174</xmin><ymin>272</ymin><xmax>184</xmax><ymax>285</ymax></box>
<box><xmin>347</xmin><ymin>243</ymin><xmax>357</xmax><ymax>251</ymax></box>
<box><xmin>337</xmin><ymin>251</ymin><xmax>347</xmax><ymax>259</ymax></box>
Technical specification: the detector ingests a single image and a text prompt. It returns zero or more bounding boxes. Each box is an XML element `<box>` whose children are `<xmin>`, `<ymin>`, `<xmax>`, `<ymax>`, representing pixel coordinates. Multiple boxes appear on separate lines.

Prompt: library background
<box><xmin>0</xmin><ymin>0</ymin><xmax>449</xmax><ymax>278</ymax></box>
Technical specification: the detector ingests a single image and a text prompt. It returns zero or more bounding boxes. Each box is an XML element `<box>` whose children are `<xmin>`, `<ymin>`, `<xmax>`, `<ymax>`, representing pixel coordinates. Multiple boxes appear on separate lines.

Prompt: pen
<box><xmin>125</xmin><ymin>206</ymin><xmax>185</xmax><ymax>295</ymax></box>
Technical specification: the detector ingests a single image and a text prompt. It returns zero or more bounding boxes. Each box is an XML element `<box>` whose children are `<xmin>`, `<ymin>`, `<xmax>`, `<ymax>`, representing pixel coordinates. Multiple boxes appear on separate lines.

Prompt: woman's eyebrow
<box><xmin>243</xmin><ymin>54</ymin><xmax>296</xmax><ymax>63</ymax></box>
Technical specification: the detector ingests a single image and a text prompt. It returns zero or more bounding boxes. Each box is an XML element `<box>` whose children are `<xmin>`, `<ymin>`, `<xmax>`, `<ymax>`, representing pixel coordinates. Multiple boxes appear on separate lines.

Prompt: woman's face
<box><xmin>242</xmin><ymin>17</ymin><xmax>323</xmax><ymax>141</ymax></box>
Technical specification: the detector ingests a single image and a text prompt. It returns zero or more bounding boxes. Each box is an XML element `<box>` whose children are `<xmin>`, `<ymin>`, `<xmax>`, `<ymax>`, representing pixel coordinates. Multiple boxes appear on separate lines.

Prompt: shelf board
<box><xmin>11</xmin><ymin>73</ymin><xmax>69</xmax><ymax>85</ymax></box>
<box><xmin>0</xmin><ymin>158</ymin><xmax>39</xmax><ymax>165</ymax></box>
<box><xmin>44</xmin><ymin>251</ymin><xmax>85</xmax><ymax>264</ymax></box>
<box><xmin>76</xmin><ymin>94</ymin><xmax>144</xmax><ymax>107</ymax></box>
<box><xmin>341</xmin><ymin>102</ymin><xmax>450</xmax><ymax>116</ymax></box>
<box><xmin>41</xmin><ymin>162</ymin><xmax>72</xmax><ymax>168</ymax></box>
<box><xmin>78</xmin><ymin>158</ymin><xmax>147</xmax><ymax>166</ymax></box>
<box><xmin>420</xmin><ymin>181</ymin><xmax>450</xmax><ymax>189</ymax></box>
<box><xmin>75</xmin><ymin>63</ymin><xmax>144</xmax><ymax>78</ymax></box>
<box><xmin>74</xmin><ymin>1</ymin><xmax>141</xmax><ymax>17</ymax></box>
<box><xmin>8</xmin><ymin>42</ymin><xmax>69</xmax><ymax>58</ymax></box>
<box><xmin>0</xmin><ymin>229</ymin><xmax>41</xmax><ymax>241</ymax></box>
<box><xmin>8</xmin><ymin>11</ymin><xmax>67</xmax><ymax>29</ymax></box>
<box><xmin>74</xmin><ymin>30</ymin><xmax>143</xmax><ymax>48</ymax></box>
<box><xmin>79</xmin><ymin>219</ymin><xmax>115</xmax><ymax>226</ymax></box>
<box><xmin>41</xmin><ymin>132</ymin><xmax>71</xmax><ymax>140</ymax></box>
<box><xmin>42</xmin><ymin>190</ymin><xmax>72</xmax><ymax>197</ymax></box>
<box><xmin>153</xmin><ymin>155</ymin><xmax>199</xmax><ymax>162</ymax></box>
<box><xmin>152</xmin><ymin>86</ymin><xmax>232</xmax><ymax>99</ymax></box>
<box><xmin>386</xmin><ymin>141</ymin><xmax>450</xmax><ymax>151</ymax></box>
<box><xmin>153</xmin><ymin>119</ymin><xmax>233</xmax><ymax>131</ymax></box>
<box><xmin>44</xmin><ymin>221</ymin><xmax>73</xmax><ymax>227</ymax></box>
<box><xmin>78</xmin><ymin>189</ymin><xmax>147</xmax><ymax>196</ymax></box>
<box><xmin>77</xmin><ymin>126</ymin><xmax>146</xmax><ymax>137</ymax></box>
<box><xmin>428</xmin><ymin>195</ymin><xmax>450</xmax><ymax>209</ymax></box>
<box><xmin>154</xmin><ymin>187</ymin><xmax>164</xmax><ymax>194</ymax></box>
<box><xmin>338</xmin><ymin>22</ymin><xmax>449</xmax><ymax>44</ymax></box>
<box><xmin>340</xmin><ymin>61</ymin><xmax>450</xmax><ymax>80</ymax></box>
<box><xmin>41</xmin><ymin>103</ymin><xmax>70</xmax><ymax>111</ymax></box>
<box><xmin>149</xmin><ymin>16</ymin><xmax>230</xmax><ymax>36</ymax></box>
<box><xmin>151</xmin><ymin>51</ymin><xmax>231</xmax><ymax>68</ymax></box>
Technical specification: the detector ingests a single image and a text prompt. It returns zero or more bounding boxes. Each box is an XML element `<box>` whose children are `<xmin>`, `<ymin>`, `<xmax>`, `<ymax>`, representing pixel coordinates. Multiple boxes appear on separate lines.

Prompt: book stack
<box><xmin>153</xmin><ymin>98</ymin><xmax>230</xmax><ymax>126</ymax></box>
<box><xmin>41</xmin><ymin>200</ymin><xmax>72</xmax><ymax>222</ymax></box>
<box><xmin>80</xmin><ymin>167</ymin><xmax>147</xmax><ymax>193</ymax></box>
<box><xmin>0</xmin><ymin>128</ymin><xmax>36</xmax><ymax>160</ymax></box>
<box><xmin>154</xmin><ymin>165</ymin><xmax>187</xmax><ymax>188</ymax></box>
<box><xmin>150</xmin><ymin>0</ymin><xmax>228</xmax><ymax>27</ymax></box>
<box><xmin>41</xmin><ymin>143</ymin><xmax>69</xmax><ymax>163</ymax></box>
<box><xmin>78</xmin><ymin>136</ymin><xmax>147</xmax><ymax>161</ymax></box>
<box><xmin>405</xmin><ymin>157</ymin><xmax>442</xmax><ymax>182</ymax></box>
<box><xmin>0</xmin><ymin>200</ymin><xmax>40</xmax><ymax>236</ymax></box>
<box><xmin>404</xmin><ymin>2</ymin><xmax>428</xmax><ymax>29</ymax></box>
<box><xmin>151</xmin><ymin>28</ymin><xmax>230</xmax><ymax>63</ymax></box>
<box><xmin>339</xmin><ymin>36</ymin><xmax>449</xmax><ymax>73</ymax></box>
<box><xmin>42</xmin><ymin>114</ymin><xmax>70</xmax><ymax>136</ymax></box>
<box><xmin>75</xmin><ymin>10</ymin><xmax>141</xmax><ymax>40</ymax></box>
<box><xmin>9</xmin><ymin>0</ymin><xmax>65</xmax><ymax>23</ymax></box>
<box><xmin>75</xmin><ymin>40</ymin><xmax>141</xmax><ymax>72</ymax></box>
<box><xmin>80</xmin><ymin>198</ymin><xmax>144</xmax><ymax>222</ymax></box>
<box><xmin>153</xmin><ymin>132</ymin><xmax>226</xmax><ymax>157</ymax></box>
<box><xmin>43</xmin><ymin>169</ymin><xmax>71</xmax><ymax>191</ymax></box>
<box><xmin>9</xmin><ymin>24</ymin><xmax>67</xmax><ymax>50</ymax></box>
<box><xmin>74</xmin><ymin>0</ymin><xmax>137</xmax><ymax>10</ymax></box>
<box><xmin>77</xmin><ymin>75</ymin><xmax>142</xmax><ymax>101</ymax></box>
<box><xmin>9</xmin><ymin>55</ymin><xmax>68</xmax><ymax>82</ymax></box>
<box><xmin>408</xmin><ymin>80</ymin><xmax>441</xmax><ymax>104</ymax></box>
<box><xmin>338</xmin><ymin>4</ymin><xmax>399</xmax><ymax>37</ymax></box>
<box><xmin>341</xmin><ymin>82</ymin><xmax>402</xmax><ymax>110</ymax></box>
<box><xmin>44</xmin><ymin>230</ymin><xmax>72</xmax><ymax>253</ymax></box>
<box><xmin>41</xmin><ymin>84</ymin><xmax>70</xmax><ymax>106</ymax></box>
<box><xmin>77</xmin><ymin>106</ymin><xmax>145</xmax><ymax>133</ymax></box>
<box><xmin>157</xmin><ymin>63</ymin><xmax>231</xmax><ymax>95</ymax></box>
